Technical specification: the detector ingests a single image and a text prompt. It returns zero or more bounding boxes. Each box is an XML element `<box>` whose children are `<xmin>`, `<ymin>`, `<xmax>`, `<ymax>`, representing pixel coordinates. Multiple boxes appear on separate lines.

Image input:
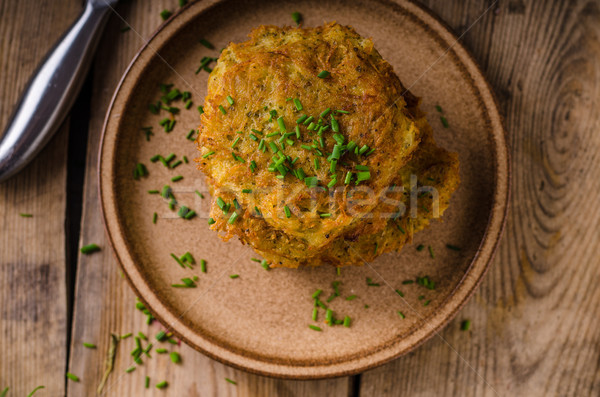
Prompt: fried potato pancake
<box><xmin>196</xmin><ymin>23</ymin><xmax>459</xmax><ymax>268</ymax></box>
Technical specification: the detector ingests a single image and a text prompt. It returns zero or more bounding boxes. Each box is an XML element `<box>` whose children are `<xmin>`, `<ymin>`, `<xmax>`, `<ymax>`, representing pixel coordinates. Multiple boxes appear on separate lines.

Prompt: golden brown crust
<box><xmin>196</xmin><ymin>23</ymin><xmax>459</xmax><ymax>268</ymax></box>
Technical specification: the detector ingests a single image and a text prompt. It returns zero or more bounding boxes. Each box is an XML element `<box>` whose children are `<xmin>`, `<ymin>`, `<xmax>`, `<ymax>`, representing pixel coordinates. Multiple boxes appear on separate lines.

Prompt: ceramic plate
<box><xmin>99</xmin><ymin>0</ymin><xmax>509</xmax><ymax>379</ymax></box>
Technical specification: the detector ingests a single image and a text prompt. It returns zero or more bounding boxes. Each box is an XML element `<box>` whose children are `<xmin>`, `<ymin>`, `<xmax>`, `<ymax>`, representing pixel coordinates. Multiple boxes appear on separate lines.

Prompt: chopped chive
<box><xmin>66</xmin><ymin>373</ymin><xmax>80</xmax><ymax>382</ymax></box>
<box><xmin>277</xmin><ymin>116</ymin><xmax>286</xmax><ymax>133</ymax></box>
<box><xmin>199</xmin><ymin>38</ymin><xmax>214</xmax><ymax>49</ymax></box>
<box><xmin>229</xmin><ymin>274</ymin><xmax>239</xmax><ymax>279</ymax></box>
<box><xmin>202</xmin><ymin>150</ymin><xmax>215</xmax><ymax>158</ymax></box>
<box><xmin>27</xmin><ymin>386</ymin><xmax>45</xmax><ymax>397</ymax></box>
<box><xmin>121</xmin><ymin>333</ymin><xmax>133</xmax><ymax>339</ymax></box>
<box><xmin>171</xmin><ymin>175</ymin><xmax>183</xmax><ymax>182</ymax></box>
<box><xmin>83</xmin><ymin>342</ymin><xmax>96</xmax><ymax>349</ymax></box>
<box><xmin>416</xmin><ymin>244</ymin><xmax>425</xmax><ymax>251</ymax></box>
<box><xmin>291</xmin><ymin>11</ymin><xmax>302</xmax><ymax>25</ymax></box>
<box><xmin>416</xmin><ymin>276</ymin><xmax>435</xmax><ymax>290</ymax></box>
<box><xmin>269</xmin><ymin>142</ymin><xmax>279</xmax><ymax>153</ymax></box>
<box><xmin>335</xmin><ymin>109</ymin><xmax>350</xmax><ymax>114</ymax></box>
<box><xmin>344</xmin><ymin>171</ymin><xmax>352</xmax><ymax>185</ymax></box>
<box><xmin>171</xmin><ymin>253</ymin><xmax>185</xmax><ymax>268</ymax></box>
<box><xmin>145</xmin><ymin>376</ymin><xmax>150</xmax><ymax>389</ymax></box>
<box><xmin>424</xmin><ymin>299</ymin><xmax>431</xmax><ymax>306</ymax></box>
<box><xmin>258</xmin><ymin>139</ymin><xmax>266</xmax><ymax>152</ymax></box>
<box><xmin>325</xmin><ymin>309</ymin><xmax>333</xmax><ymax>325</ymax></box>
<box><xmin>195</xmin><ymin>190</ymin><xmax>204</xmax><ymax>199</ymax></box>
<box><xmin>156</xmin><ymin>348</ymin><xmax>168</xmax><ymax>353</ymax></box>
<box><xmin>435</xmin><ymin>105</ymin><xmax>443</xmax><ymax>112</ymax></box>
<box><xmin>331</xmin><ymin>116</ymin><xmax>339</xmax><ymax>132</ymax></box>
<box><xmin>198</xmin><ymin>105</ymin><xmax>204</xmax><ymax>114</ymax></box>
<box><xmin>319</xmin><ymin>213</ymin><xmax>331</xmax><ymax>218</ymax></box>
<box><xmin>304</xmin><ymin>176</ymin><xmax>318</xmax><ymax>187</ymax></box>
<box><xmin>319</xmin><ymin>108</ymin><xmax>331</xmax><ymax>118</ymax></box>
<box><xmin>315</xmin><ymin>299</ymin><xmax>327</xmax><ymax>309</ymax></box>
<box><xmin>156</xmin><ymin>331</ymin><xmax>167</xmax><ymax>341</ymax></box>
<box><xmin>156</xmin><ymin>381</ymin><xmax>168</xmax><ymax>389</ymax></box>
<box><xmin>160</xmin><ymin>9</ymin><xmax>172</xmax><ymax>20</ymax></box>
<box><xmin>170</xmin><ymin>352</ymin><xmax>181</xmax><ymax>363</ymax></box>
<box><xmin>19</xmin><ymin>213</ymin><xmax>33</xmax><ymax>218</ymax></box>
<box><xmin>312</xmin><ymin>308</ymin><xmax>318</xmax><ymax>321</ymax></box>
<box><xmin>312</xmin><ymin>289</ymin><xmax>323</xmax><ymax>299</ymax></box>
<box><xmin>242</xmin><ymin>189</ymin><xmax>252</xmax><ymax>193</ymax></box>
<box><xmin>343</xmin><ymin>316</ymin><xmax>351</xmax><ymax>327</ymax></box>
<box><xmin>283</xmin><ymin>205</ymin><xmax>292</xmax><ymax>218</ymax></box>
<box><xmin>228</xmin><ymin>212</ymin><xmax>239</xmax><ymax>224</ymax></box>
<box><xmin>366</xmin><ymin>277</ymin><xmax>380</xmax><ymax>286</ymax></box>
<box><xmin>231</xmin><ymin>136</ymin><xmax>241</xmax><ymax>148</ymax></box>
<box><xmin>303</xmin><ymin>115</ymin><xmax>314</xmax><ymax>125</ymax></box>
<box><xmin>178</xmin><ymin>206</ymin><xmax>193</xmax><ymax>218</ymax></box>
<box><xmin>461</xmin><ymin>319</ymin><xmax>471</xmax><ymax>331</ymax></box>
<box><xmin>395</xmin><ymin>289</ymin><xmax>404</xmax><ymax>297</ymax></box>
<box><xmin>125</xmin><ymin>366</ymin><xmax>136</xmax><ymax>373</ymax></box>
<box><xmin>446</xmin><ymin>244</ymin><xmax>461</xmax><ymax>251</ymax></box>
<box><xmin>260</xmin><ymin>260</ymin><xmax>270</xmax><ymax>270</ymax></box>
<box><xmin>317</xmin><ymin>70</ymin><xmax>330</xmax><ymax>78</ymax></box>
<box><xmin>231</xmin><ymin>152</ymin><xmax>245</xmax><ymax>163</ymax></box>
<box><xmin>355</xmin><ymin>171</ymin><xmax>371</xmax><ymax>184</ymax></box>
<box><xmin>355</xmin><ymin>165</ymin><xmax>369</xmax><ymax>171</ymax></box>
<box><xmin>80</xmin><ymin>244</ymin><xmax>100</xmax><ymax>254</ymax></box>
<box><xmin>402</xmin><ymin>279</ymin><xmax>414</xmax><ymax>285</ymax></box>
<box><xmin>226</xmin><ymin>95</ymin><xmax>234</xmax><ymax>105</ymax></box>
<box><xmin>428</xmin><ymin>245</ymin><xmax>435</xmax><ymax>258</ymax></box>
<box><xmin>219</xmin><ymin>105</ymin><xmax>226</xmax><ymax>114</ymax></box>
<box><xmin>225</xmin><ymin>378</ymin><xmax>237</xmax><ymax>385</ymax></box>
<box><xmin>170</xmin><ymin>160</ymin><xmax>182</xmax><ymax>169</ymax></box>
<box><xmin>398</xmin><ymin>311</ymin><xmax>405</xmax><ymax>319</ymax></box>
<box><xmin>186</xmin><ymin>130</ymin><xmax>195</xmax><ymax>140</ymax></box>
<box><xmin>296</xmin><ymin>114</ymin><xmax>308</xmax><ymax>124</ymax></box>
<box><xmin>440</xmin><ymin>116</ymin><xmax>449</xmax><ymax>128</ymax></box>
<box><xmin>346</xmin><ymin>295</ymin><xmax>358</xmax><ymax>301</ymax></box>
<box><xmin>327</xmin><ymin>178</ymin><xmax>337</xmax><ymax>188</ymax></box>
<box><xmin>293</xmin><ymin>98</ymin><xmax>303</xmax><ymax>111</ymax></box>
<box><xmin>208</xmin><ymin>217</ymin><xmax>216</xmax><ymax>225</ymax></box>
<box><xmin>309</xmin><ymin>325</ymin><xmax>322</xmax><ymax>331</ymax></box>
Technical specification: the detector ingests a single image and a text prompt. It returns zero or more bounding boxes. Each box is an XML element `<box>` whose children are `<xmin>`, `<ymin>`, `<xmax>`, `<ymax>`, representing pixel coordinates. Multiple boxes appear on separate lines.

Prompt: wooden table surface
<box><xmin>1</xmin><ymin>0</ymin><xmax>599</xmax><ymax>396</ymax></box>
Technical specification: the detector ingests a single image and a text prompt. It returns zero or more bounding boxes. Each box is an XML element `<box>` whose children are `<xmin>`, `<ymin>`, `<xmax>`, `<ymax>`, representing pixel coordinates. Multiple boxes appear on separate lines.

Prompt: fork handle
<box><xmin>0</xmin><ymin>1</ymin><xmax>113</xmax><ymax>183</ymax></box>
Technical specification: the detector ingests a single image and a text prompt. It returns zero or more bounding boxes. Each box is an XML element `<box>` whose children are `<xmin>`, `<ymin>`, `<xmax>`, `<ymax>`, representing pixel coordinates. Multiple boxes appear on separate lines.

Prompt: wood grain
<box><xmin>65</xmin><ymin>1</ymin><xmax>350</xmax><ymax>395</ymax></box>
<box><xmin>0</xmin><ymin>0</ymin><xmax>80</xmax><ymax>396</ymax></box>
<box><xmin>360</xmin><ymin>0</ymin><xmax>600</xmax><ymax>396</ymax></box>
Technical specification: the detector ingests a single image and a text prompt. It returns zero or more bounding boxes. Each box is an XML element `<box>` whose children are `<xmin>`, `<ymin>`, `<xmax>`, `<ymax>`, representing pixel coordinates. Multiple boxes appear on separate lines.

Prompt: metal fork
<box><xmin>0</xmin><ymin>0</ymin><xmax>119</xmax><ymax>183</ymax></box>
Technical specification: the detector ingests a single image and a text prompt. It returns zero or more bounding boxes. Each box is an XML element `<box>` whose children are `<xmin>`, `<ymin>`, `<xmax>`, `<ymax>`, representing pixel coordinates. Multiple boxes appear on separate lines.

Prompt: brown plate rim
<box><xmin>98</xmin><ymin>0</ymin><xmax>510</xmax><ymax>379</ymax></box>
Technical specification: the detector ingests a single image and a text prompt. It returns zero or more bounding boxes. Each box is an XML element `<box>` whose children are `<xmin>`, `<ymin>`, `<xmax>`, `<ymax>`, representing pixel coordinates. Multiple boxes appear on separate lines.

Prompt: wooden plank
<box><xmin>66</xmin><ymin>2</ymin><xmax>351</xmax><ymax>395</ymax></box>
<box><xmin>360</xmin><ymin>0</ymin><xmax>600</xmax><ymax>396</ymax></box>
<box><xmin>0</xmin><ymin>0</ymin><xmax>80</xmax><ymax>395</ymax></box>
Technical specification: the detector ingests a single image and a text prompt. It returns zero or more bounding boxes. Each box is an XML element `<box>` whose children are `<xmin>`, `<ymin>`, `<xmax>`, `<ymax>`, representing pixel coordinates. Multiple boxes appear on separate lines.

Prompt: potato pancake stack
<box><xmin>196</xmin><ymin>23</ymin><xmax>459</xmax><ymax>268</ymax></box>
